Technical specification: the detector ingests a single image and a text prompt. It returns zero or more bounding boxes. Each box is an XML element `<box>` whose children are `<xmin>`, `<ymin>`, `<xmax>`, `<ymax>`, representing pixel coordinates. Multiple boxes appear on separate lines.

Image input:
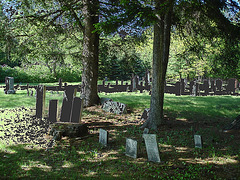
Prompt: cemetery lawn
<box><xmin>0</xmin><ymin>89</ymin><xmax>240</xmax><ymax>179</ymax></box>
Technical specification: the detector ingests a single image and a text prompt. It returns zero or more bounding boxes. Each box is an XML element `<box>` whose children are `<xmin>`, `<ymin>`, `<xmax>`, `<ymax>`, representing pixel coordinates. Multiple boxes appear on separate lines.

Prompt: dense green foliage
<box><xmin>1</xmin><ymin>0</ymin><xmax>240</xmax><ymax>83</ymax></box>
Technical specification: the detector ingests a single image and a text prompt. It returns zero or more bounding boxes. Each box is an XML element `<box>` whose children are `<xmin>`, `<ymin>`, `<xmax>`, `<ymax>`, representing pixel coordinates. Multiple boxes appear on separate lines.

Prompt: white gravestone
<box><xmin>125</xmin><ymin>138</ymin><xmax>138</xmax><ymax>159</ymax></box>
<box><xmin>99</xmin><ymin>128</ymin><xmax>108</xmax><ymax>146</ymax></box>
<box><xmin>143</xmin><ymin>134</ymin><xmax>161</xmax><ymax>163</ymax></box>
<box><xmin>194</xmin><ymin>135</ymin><xmax>203</xmax><ymax>149</ymax></box>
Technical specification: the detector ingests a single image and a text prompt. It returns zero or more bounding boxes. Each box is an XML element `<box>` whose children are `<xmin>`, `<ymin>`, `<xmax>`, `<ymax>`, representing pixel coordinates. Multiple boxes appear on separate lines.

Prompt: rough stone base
<box><xmin>49</xmin><ymin>122</ymin><xmax>88</xmax><ymax>139</ymax></box>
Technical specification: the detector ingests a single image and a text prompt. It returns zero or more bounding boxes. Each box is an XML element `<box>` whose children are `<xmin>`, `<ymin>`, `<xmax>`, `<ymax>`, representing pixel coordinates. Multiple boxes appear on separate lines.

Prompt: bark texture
<box><xmin>142</xmin><ymin>0</ymin><xmax>173</xmax><ymax>130</ymax></box>
<box><xmin>81</xmin><ymin>0</ymin><xmax>100</xmax><ymax>107</ymax></box>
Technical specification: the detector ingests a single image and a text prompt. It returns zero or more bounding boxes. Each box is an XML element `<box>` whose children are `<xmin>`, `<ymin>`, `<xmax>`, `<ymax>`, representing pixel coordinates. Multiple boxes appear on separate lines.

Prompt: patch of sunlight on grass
<box><xmin>20</xmin><ymin>161</ymin><xmax>53</xmax><ymax>172</ymax></box>
<box><xmin>179</xmin><ymin>156</ymin><xmax>239</xmax><ymax>165</ymax></box>
<box><xmin>0</xmin><ymin>143</ymin><xmax>17</xmax><ymax>154</ymax></box>
<box><xmin>62</xmin><ymin>161</ymin><xmax>74</xmax><ymax>168</ymax></box>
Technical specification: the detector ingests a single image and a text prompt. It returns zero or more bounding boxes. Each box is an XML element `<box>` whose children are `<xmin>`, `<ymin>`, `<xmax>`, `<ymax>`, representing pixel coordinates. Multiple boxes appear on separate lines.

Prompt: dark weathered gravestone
<box><xmin>194</xmin><ymin>135</ymin><xmax>203</xmax><ymax>149</ymax></box>
<box><xmin>226</xmin><ymin>78</ymin><xmax>237</xmax><ymax>94</ymax></box>
<box><xmin>126</xmin><ymin>138</ymin><xmax>138</xmax><ymax>159</ymax></box>
<box><xmin>70</xmin><ymin>97</ymin><xmax>83</xmax><ymax>123</ymax></box>
<box><xmin>102</xmin><ymin>100</ymin><xmax>126</xmax><ymax>115</ymax></box>
<box><xmin>143</xmin><ymin>134</ymin><xmax>161</xmax><ymax>163</ymax></box>
<box><xmin>216</xmin><ymin>79</ymin><xmax>222</xmax><ymax>92</ymax></box>
<box><xmin>36</xmin><ymin>85</ymin><xmax>46</xmax><ymax>118</ymax></box>
<box><xmin>60</xmin><ymin>86</ymin><xmax>77</xmax><ymax>122</ymax></box>
<box><xmin>5</xmin><ymin>77</ymin><xmax>16</xmax><ymax>94</ymax></box>
<box><xmin>48</xmin><ymin>99</ymin><xmax>58</xmax><ymax>123</ymax></box>
<box><xmin>99</xmin><ymin>128</ymin><xmax>108</xmax><ymax>146</ymax></box>
<box><xmin>203</xmin><ymin>80</ymin><xmax>209</xmax><ymax>95</ymax></box>
<box><xmin>175</xmin><ymin>82</ymin><xmax>181</xmax><ymax>96</ymax></box>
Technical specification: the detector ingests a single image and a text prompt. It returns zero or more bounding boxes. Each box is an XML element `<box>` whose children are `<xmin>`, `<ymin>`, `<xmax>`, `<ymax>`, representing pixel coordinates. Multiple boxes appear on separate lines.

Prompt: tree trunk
<box><xmin>81</xmin><ymin>0</ymin><xmax>100</xmax><ymax>107</ymax></box>
<box><xmin>142</xmin><ymin>0</ymin><xmax>173</xmax><ymax>130</ymax></box>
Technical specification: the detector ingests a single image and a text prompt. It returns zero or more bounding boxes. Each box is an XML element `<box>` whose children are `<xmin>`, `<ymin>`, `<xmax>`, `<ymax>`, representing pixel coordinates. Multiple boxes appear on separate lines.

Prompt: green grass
<box><xmin>0</xmin><ymin>88</ymin><xmax>240</xmax><ymax>179</ymax></box>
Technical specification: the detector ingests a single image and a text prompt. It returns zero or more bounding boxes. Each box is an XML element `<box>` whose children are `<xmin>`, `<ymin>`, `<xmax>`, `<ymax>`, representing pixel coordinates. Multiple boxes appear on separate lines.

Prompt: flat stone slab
<box><xmin>102</xmin><ymin>100</ymin><xmax>126</xmax><ymax>115</ymax></box>
<box><xmin>49</xmin><ymin>122</ymin><xmax>88</xmax><ymax>139</ymax></box>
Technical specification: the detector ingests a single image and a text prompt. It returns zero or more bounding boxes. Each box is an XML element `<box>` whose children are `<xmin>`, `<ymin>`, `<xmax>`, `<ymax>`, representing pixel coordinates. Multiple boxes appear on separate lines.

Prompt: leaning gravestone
<box><xmin>194</xmin><ymin>135</ymin><xmax>203</xmax><ymax>149</ymax></box>
<box><xmin>99</xmin><ymin>128</ymin><xmax>108</xmax><ymax>146</ymax></box>
<box><xmin>60</xmin><ymin>86</ymin><xmax>77</xmax><ymax>122</ymax></box>
<box><xmin>70</xmin><ymin>97</ymin><xmax>84</xmax><ymax>123</ymax></box>
<box><xmin>143</xmin><ymin>134</ymin><xmax>161</xmax><ymax>163</ymax></box>
<box><xmin>102</xmin><ymin>100</ymin><xmax>126</xmax><ymax>115</ymax></box>
<box><xmin>125</xmin><ymin>138</ymin><xmax>138</xmax><ymax>159</ymax></box>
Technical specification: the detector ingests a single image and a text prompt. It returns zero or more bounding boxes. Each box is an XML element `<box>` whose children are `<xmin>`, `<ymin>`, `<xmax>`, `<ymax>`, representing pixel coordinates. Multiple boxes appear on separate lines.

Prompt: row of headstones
<box><xmin>36</xmin><ymin>85</ymin><xmax>84</xmax><ymax>123</ymax></box>
<box><xmin>99</xmin><ymin>128</ymin><xmax>203</xmax><ymax>163</ymax></box>
<box><xmin>174</xmin><ymin>78</ymin><xmax>239</xmax><ymax>96</ymax></box>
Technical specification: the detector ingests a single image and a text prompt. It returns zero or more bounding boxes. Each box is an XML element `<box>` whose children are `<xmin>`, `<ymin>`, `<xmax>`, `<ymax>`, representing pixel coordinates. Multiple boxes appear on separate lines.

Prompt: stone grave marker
<box><xmin>140</xmin><ymin>108</ymin><xmax>150</xmax><ymax>121</ymax></box>
<box><xmin>125</xmin><ymin>138</ymin><xmax>138</xmax><ymax>159</ymax></box>
<box><xmin>194</xmin><ymin>135</ymin><xmax>203</xmax><ymax>149</ymax></box>
<box><xmin>70</xmin><ymin>97</ymin><xmax>84</xmax><ymax>123</ymax></box>
<box><xmin>99</xmin><ymin>128</ymin><xmax>108</xmax><ymax>146</ymax></box>
<box><xmin>60</xmin><ymin>86</ymin><xmax>77</xmax><ymax>122</ymax></box>
<box><xmin>36</xmin><ymin>85</ymin><xmax>46</xmax><ymax>118</ymax></box>
<box><xmin>143</xmin><ymin>128</ymin><xmax>149</xmax><ymax>134</ymax></box>
<box><xmin>102</xmin><ymin>100</ymin><xmax>126</xmax><ymax>115</ymax></box>
<box><xmin>5</xmin><ymin>77</ymin><xmax>16</xmax><ymax>94</ymax></box>
<box><xmin>143</xmin><ymin>134</ymin><xmax>161</xmax><ymax>163</ymax></box>
<box><xmin>48</xmin><ymin>99</ymin><xmax>58</xmax><ymax>123</ymax></box>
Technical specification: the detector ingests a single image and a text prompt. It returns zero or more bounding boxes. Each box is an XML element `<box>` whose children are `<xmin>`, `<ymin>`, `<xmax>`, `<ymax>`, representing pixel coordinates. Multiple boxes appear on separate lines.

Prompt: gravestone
<box><xmin>143</xmin><ymin>128</ymin><xmax>149</xmax><ymax>134</ymax></box>
<box><xmin>5</xmin><ymin>77</ymin><xmax>16</xmax><ymax>94</ymax></box>
<box><xmin>100</xmin><ymin>97</ymin><xmax>112</xmax><ymax>105</ymax></box>
<box><xmin>99</xmin><ymin>128</ymin><xmax>108</xmax><ymax>146</ymax></box>
<box><xmin>70</xmin><ymin>97</ymin><xmax>84</xmax><ymax>123</ymax></box>
<box><xmin>203</xmin><ymin>80</ymin><xmax>209</xmax><ymax>95</ymax></box>
<box><xmin>125</xmin><ymin>138</ymin><xmax>138</xmax><ymax>159</ymax></box>
<box><xmin>143</xmin><ymin>134</ymin><xmax>161</xmax><ymax>163</ymax></box>
<box><xmin>60</xmin><ymin>86</ymin><xmax>77</xmax><ymax>122</ymax></box>
<box><xmin>141</xmin><ymin>108</ymin><xmax>150</xmax><ymax>121</ymax></box>
<box><xmin>102</xmin><ymin>100</ymin><xmax>127</xmax><ymax>115</ymax></box>
<box><xmin>194</xmin><ymin>135</ymin><xmax>203</xmax><ymax>149</ymax></box>
<box><xmin>36</xmin><ymin>85</ymin><xmax>46</xmax><ymax>118</ymax></box>
<box><xmin>175</xmin><ymin>82</ymin><xmax>181</xmax><ymax>96</ymax></box>
<box><xmin>226</xmin><ymin>78</ymin><xmax>237</xmax><ymax>94</ymax></box>
<box><xmin>48</xmin><ymin>100</ymin><xmax>58</xmax><ymax>123</ymax></box>
<box><xmin>216</xmin><ymin>79</ymin><xmax>222</xmax><ymax>91</ymax></box>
